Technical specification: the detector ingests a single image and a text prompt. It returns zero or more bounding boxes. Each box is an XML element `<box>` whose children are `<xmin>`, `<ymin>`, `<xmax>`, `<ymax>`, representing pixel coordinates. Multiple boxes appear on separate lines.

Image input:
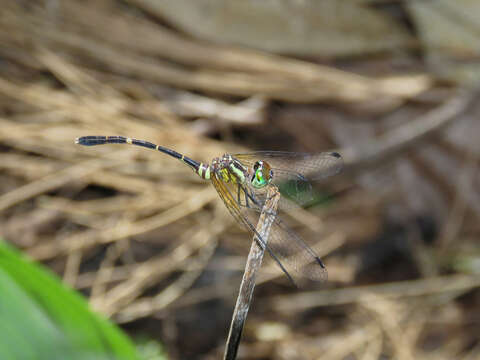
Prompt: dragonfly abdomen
<box><xmin>195</xmin><ymin>163</ymin><xmax>211</xmax><ymax>180</ymax></box>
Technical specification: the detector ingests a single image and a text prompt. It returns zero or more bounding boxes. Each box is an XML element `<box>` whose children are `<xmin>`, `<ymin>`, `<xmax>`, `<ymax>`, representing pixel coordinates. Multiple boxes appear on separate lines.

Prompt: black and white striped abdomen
<box><xmin>196</xmin><ymin>163</ymin><xmax>211</xmax><ymax>180</ymax></box>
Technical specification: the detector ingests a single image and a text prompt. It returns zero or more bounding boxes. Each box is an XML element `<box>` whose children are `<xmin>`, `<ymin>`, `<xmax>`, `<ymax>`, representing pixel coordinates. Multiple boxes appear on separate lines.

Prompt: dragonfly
<box><xmin>75</xmin><ymin>135</ymin><xmax>343</xmax><ymax>285</ymax></box>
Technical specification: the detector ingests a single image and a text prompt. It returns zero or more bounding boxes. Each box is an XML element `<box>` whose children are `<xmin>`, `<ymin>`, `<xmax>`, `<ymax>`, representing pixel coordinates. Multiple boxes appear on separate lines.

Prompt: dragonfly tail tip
<box><xmin>316</xmin><ymin>257</ymin><xmax>326</xmax><ymax>269</ymax></box>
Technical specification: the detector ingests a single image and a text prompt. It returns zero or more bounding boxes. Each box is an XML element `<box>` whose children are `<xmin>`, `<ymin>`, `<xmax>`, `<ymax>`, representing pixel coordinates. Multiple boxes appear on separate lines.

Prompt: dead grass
<box><xmin>0</xmin><ymin>1</ymin><xmax>479</xmax><ymax>359</ymax></box>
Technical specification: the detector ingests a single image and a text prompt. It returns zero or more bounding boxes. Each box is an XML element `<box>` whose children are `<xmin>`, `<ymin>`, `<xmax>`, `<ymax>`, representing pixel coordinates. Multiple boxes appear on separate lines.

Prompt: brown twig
<box><xmin>224</xmin><ymin>185</ymin><xmax>280</xmax><ymax>360</ymax></box>
<box><xmin>269</xmin><ymin>274</ymin><xmax>480</xmax><ymax>312</ymax></box>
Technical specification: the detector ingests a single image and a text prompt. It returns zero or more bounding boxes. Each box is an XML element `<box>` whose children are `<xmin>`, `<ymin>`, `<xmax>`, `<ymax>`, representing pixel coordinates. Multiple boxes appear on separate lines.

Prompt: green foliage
<box><xmin>0</xmin><ymin>240</ymin><xmax>141</xmax><ymax>360</ymax></box>
<box><xmin>135</xmin><ymin>338</ymin><xmax>168</xmax><ymax>360</ymax></box>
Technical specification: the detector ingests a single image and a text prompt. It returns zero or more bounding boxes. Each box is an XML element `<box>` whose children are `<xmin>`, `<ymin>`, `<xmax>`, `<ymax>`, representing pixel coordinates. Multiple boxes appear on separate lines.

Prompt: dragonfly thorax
<box><xmin>212</xmin><ymin>154</ymin><xmax>249</xmax><ymax>185</ymax></box>
<box><xmin>212</xmin><ymin>155</ymin><xmax>274</xmax><ymax>189</ymax></box>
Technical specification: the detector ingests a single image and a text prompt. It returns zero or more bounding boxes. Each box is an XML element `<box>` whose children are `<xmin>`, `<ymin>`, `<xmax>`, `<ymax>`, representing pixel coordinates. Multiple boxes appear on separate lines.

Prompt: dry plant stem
<box><xmin>224</xmin><ymin>186</ymin><xmax>280</xmax><ymax>360</ymax></box>
<box><xmin>115</xmin><ymin>234</ymin><xmax>221</xmax><ymax>323</ymax></box>
<box><xmin>0</xmin><ymin>154</ymin><xmax>129</xmax><ymax>212</ymax></box>
<box><xmin>271</xmin><ymin>274</ymin><xmax>480</xmax><ymax>312</ymax></box>
<box><xmin>1</xmin><ymin>3</ymin><xmax>430</xmax><ymax>103</ymax></box>
<box><xmin>28</xmin><ymin>187</ymin><xmax>217</xmax><ymax>260</ymax></box>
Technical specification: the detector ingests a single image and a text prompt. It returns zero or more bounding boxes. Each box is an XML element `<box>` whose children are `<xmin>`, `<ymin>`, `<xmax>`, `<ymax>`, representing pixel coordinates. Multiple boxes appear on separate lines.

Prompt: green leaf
<box><xmin>0</xmin><ymin>240</ymin><xmax>142</xmax><ymax>360</ymax></box>
<box><xmin>135</xmin><ymin>337</ymin><xmax>168</xmax><ymax>360</ymax></box>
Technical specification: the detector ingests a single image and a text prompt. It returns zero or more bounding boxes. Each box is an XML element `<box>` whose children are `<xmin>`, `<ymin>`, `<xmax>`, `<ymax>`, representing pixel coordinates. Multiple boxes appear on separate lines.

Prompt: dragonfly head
<box><xmin>251</xmin><ymin>160</ymin><xmax>273</xmax><ymax>189</ymax></box>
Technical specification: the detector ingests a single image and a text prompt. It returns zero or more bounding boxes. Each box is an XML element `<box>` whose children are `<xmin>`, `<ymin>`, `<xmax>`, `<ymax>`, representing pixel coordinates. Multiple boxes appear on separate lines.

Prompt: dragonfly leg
<box><xmin>246</xmin><ymin>188</ymin><xmax>258</xmax><ymax>206</ymax></box>
<box><xmin>245</xmin><ymin>188</ymin><xmax>263</xmax><ymax>210</ymax></box>
<box><xmin>265</xmin><ymin>191</ymin><xmax>278</xmax><ymax>202</ymax></box>
<box><xmin>246</xmin><ymin>207</ymin><xmax>296</xmax><ymax>287</ymax></box>
<box><xmin>247</xmin><ymin>188</ymin><xmax>278</xmax><ymax>216</ymax></box>
<box><xmin>255</xmin><ymin>235</ymin><xmax>296</xmax><ymax>287</ymax></box>
<box><xmin>237</xmin><ymin>184</ymin><xmax>242</xmax><ymax>206</ymax></box>
<box><xmin>244</xmin><ymin>187</ymin><xmax>277</xmax><ymax>216</ymax></box>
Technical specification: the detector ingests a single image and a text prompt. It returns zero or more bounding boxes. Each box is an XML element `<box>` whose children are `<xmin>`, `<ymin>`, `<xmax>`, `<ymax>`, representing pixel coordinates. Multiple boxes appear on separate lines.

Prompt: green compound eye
<box><xmin>256</xmin><ymin>168</ymin><xmax>266</xmax><ymax>183</ymax></box>
<box><xmin>251</xmin><ymin>161</ymin><xmax>273</xmax><ymax>189</ymax></box>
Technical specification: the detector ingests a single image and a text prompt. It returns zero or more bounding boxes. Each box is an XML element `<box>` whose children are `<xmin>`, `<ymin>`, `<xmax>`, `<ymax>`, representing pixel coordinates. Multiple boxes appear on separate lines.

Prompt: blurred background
<box><xmin>1</xmin><ymin>0</ymin><xmax>480</xmax><ymax>359</ymax></box>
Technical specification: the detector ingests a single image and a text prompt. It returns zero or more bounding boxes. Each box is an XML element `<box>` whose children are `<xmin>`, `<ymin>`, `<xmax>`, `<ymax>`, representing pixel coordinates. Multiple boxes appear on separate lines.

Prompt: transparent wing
<box><xmin>269</xmin><ymin>215</ymin><xmax>328</xmax><ymax>282</ymax></box>
<box><xmin>233</xmin><ymin>151</ymin><xmax>342</xmax><ymax>207</ymax></box>
<box><xmin>210</xmin><ymin>168</ymin><xmax>327</xmax><ymax>283</ymax></box>
<box><xmin>265</xmin><ymin>168</ymin><xmax>314</xmax><ymax>208</ymax></box>
<box><xmin>210</xmin><ymin>170</ymin><xmax>295</xmax><ymax>284</ymax></box>
<box><xmin>239</xmin><ymin>182</ymin><xmax>308</xmax><ymax>212</ymax></box>
<box><xmin>233</xmin><ymin>151</ymin><xmax>343</xmax><ymax>180</ymax></box>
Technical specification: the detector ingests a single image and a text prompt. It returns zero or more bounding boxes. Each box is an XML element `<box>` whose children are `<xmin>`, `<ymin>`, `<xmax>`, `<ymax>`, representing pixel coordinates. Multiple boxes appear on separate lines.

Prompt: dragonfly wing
<box><xmin>268</xmin><ymin>215</ymin><xmax>328</xmax><ymax>282</ymax></box>
<box><xmin>211</xmin><ymin>168</ymin><xmax>327</xmax><ymax>283</ymax></box>
<box><xmin>233</xmin><ymin>151</ymin><xmax>343</xmax><ymax>181</ymax></box>
<box><xmin>269</xmin><ymin>168</ymin><xmax>314</xmax><ymax>207</ymax></box>
<box><xmin>210</xmin><ymin>171</ymin><xmax>296</xmax><ymax>284</ymax></box>
<box><xmin>242</xmin><ymin>184</ymin><xmax>308</xmax><ymax>212</ymax></box>
<box><xmin>234</xmin><ymin>151</ymin><xmax>342</xmax><ymax>208</ymax></box>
